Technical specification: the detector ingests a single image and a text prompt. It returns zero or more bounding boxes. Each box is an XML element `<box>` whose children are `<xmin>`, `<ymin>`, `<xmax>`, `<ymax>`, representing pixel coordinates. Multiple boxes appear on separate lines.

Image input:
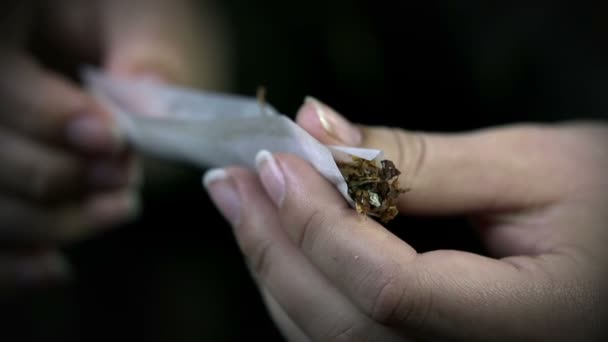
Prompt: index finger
<box><xmin>295</xmin><ymin>97</ymin><xmax>566</xmax><ymax>214</ymax></box>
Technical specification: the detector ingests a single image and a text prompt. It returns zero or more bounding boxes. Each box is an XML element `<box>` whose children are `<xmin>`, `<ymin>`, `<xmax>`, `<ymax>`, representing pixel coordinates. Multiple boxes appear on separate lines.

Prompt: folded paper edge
<box><xmin>82</xmin><ymin>67</ymin><xmax>388</xmax><ymax>210</ymax></box>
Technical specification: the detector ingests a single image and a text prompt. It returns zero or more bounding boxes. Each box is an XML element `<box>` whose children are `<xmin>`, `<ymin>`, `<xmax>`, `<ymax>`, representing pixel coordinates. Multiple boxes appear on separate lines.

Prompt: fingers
<box><xmin>0</xmin><ymin>188</ymin><xmax>140</xmax><ymax>244</ymax></box>
<box><xmin>0</xmin><ymin>127</ymin><xmax>136</xmax><ymax>202</ymax></box>
<box><xmin>255</xmin><ymin>151</ymin><xmax>424</xmax><ymax>324</ymax></box>
<box><xmin>0</xmin><ymin>127</ymin><xmax>140</xmax><ymax>247</ymax></box>
<box><xmin>296</xmin><ymin>97</ymin><xmax>565</xmax><ymax>214</ymax></box>
<box><xmin>0</xmin><ymin>53</ymin><xmax>122</xmax><ymax>155</ymax></box>
<box><xmin>204</xmin><ymin>167</ymin><xmax>402</xmax><ymax>341</ymax></box>
<box><xmin>0</xmin><ymin>249</ymin><xmax>70</xmax><ymax>294</ymax></box>
<box><xmin>0</xmin><ymin>51</ymin><xmax>141</xmax><ymax>248</ymax></box>
<box><xmin>253</xmin><ymin>151</ymin><xmax>598</xmax><ymax>341</ymax></box>
<box><xmin>0</xmin><ymin>126</ymin><xmax>84</xmax><ymax>201</ymax></box>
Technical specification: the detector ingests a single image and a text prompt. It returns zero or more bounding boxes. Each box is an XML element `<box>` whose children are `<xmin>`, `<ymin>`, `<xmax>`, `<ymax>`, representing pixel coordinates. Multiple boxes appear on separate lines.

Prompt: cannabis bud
<box><xmin>337</xmin><ymin>157</ymin><xmax>407</xmax><ymax>223</ymax></box>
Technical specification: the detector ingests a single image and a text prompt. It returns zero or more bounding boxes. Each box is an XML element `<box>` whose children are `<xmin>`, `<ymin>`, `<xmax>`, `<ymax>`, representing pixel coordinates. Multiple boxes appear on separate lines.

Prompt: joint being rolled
<box><xmin>337</xmin><ymin>156</ymin><xmax>407</xmax><ymax>223</ymax></box>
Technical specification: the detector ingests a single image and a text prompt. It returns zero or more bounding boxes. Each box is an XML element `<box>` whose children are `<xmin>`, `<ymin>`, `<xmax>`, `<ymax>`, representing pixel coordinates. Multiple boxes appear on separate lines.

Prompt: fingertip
<box><xmin>255</xmin><ymin>150</ymin><xmax>286</xmax><ymax>208</ymax></box>
<box><xmin>296</xmin><ymin>96</ymin><xmax>362</xmax><ymax>146</ymax></box>
<box><xmin>64</xmin><ymin>110</ymin><xmax>125</xmax><ymax>156</ymax></box>
<box><xmin>295</xmin><ymin>97</ymin><xmax>337</xmax><ymax>145</ymax></box>
<box><xmin>273</xmin><ymin>153</ymin><xmax>349</xmax><ymax>209</ymax></box>
<box><xmin>87</xmin><ymin>156</ymin><xmax>138</xmax><ymax>189</ymax></box>
<box><xmin>254</xmin><ymin>149</ymin><xmax>273</xmax><ymax>169</ymax></box>
<box><xmin>202</xmin><ymin>168</ymin><xmax>228</xmax><ymax>189</ymax></box>
<box><xmin>203</xmin><ymin>168</ymin><xmax>242</xmax><ymax>226</ymax></box>
<box><xmin>85</xmin><ymin>190</ymin><xmax>141</xmax><ymax>230</ymax></box>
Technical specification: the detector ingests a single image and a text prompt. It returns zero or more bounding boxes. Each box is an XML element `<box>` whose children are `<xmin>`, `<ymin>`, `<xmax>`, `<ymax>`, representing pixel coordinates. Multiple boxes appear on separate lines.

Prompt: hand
<box><xmin>204</xmin><ymin>97</ymin><xmax>608</xmax><ymax>341</ymax></box>
<box><xmin>0</xmin><ymin>0</ymin><xmax>229</xmax><ymax>291</ymax></box>
<box><xmin>0</xmin><ymin>42</ymin><xmax>138</xmax><ymax>293</ymax></box>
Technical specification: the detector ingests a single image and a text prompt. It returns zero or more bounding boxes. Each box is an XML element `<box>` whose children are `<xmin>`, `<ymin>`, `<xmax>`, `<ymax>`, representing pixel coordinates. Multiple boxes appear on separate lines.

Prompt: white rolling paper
<box><xmin>83</xmin><ymin>68</ymin><xmax>384</xmax><ymax>207</ymax></box>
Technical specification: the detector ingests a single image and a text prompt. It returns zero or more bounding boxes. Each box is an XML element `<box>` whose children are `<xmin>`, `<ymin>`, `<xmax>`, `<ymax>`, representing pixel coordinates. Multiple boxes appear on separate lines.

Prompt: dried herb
<box><xmin>337</xmin><ymin>156</ymin><xmax>407</xmax><ymax>223</ymax></box>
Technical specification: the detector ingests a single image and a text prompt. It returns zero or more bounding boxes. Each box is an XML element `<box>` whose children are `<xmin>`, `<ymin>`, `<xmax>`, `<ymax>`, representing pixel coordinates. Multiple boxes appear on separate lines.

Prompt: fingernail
<box><xmin>66</xmin><ymin>115</ymin><xmax>120</xmax><ymax>154</ymax></box>
<box><xmin>305</xmin><ymin>96</ymin><xmax>362</xmax><ymax>146</ymax></box>
<box><xmin>255</xmin><ymin>150</ymin><xmax>285</xmax><ymax>207</ymax></box>
<box><xmin>86</xmin><ymin>191</ymin><xmax>140</xmax><ymax>228</ymax></box>
<box><xmin>203</xmin><ymin>169</ymin><xmax>241</xmax><ymax>226</ymax></box>
<box><xmin>88</xmin><ymin>161</ymin><xmax>127</xmax><ymax>188</ymax></box>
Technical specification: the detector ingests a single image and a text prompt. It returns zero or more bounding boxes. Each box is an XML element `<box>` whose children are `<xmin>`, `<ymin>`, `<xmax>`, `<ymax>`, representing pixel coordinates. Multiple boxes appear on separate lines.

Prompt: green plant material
<box><xmin>337</xmin><ymin>156</ymin><xmax>407</xmax><ymax>223</ymax></box>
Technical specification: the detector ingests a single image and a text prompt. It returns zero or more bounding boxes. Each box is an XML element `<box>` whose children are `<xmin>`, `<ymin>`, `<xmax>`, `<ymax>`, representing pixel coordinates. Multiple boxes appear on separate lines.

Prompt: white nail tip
<box><xmin>202</xmin><ymin>168</ymin><xmax>227</xmax><ymax>188</ymax></box>
<box><xmin>255</xmin><ymin>150</ymin><xmax>273</xmax><ymax>169</ymax></box>
<box><xmin>305</xmin><ymin>96</ymin><xmax>332</xmax><ymax>132</ymax></box>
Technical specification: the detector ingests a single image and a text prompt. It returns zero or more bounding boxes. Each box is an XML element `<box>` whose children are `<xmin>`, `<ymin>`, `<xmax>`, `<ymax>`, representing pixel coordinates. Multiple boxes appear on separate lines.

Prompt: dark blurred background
<box><xmin>4</xmin><ymin>0</ymin><xmax>608</xmax><ymax>341</ymax></box>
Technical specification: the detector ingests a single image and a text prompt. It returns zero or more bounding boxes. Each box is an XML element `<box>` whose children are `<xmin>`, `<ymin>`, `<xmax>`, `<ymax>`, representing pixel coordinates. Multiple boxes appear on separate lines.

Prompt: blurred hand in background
<box><xmin>0</xmin><ymin>0</ymin><xmax>231</xmax><ymax>292</ymax></box>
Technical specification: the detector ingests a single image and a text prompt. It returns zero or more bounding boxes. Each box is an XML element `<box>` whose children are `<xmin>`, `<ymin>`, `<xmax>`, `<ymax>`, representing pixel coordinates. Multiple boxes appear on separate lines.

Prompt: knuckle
<box><xmin>394</xmin><ymin>129</ymin><xmax>428</xmax><ymax>184</ymax></box>
<box><xmin>370</xmin><ymin>273</ymin><xmax>406</xmax><ymax>325</ymax></box>
<box><xmin>324</xmin><ymin>321</ymin><xmax>378</xmax><ymax>342</ymax></box>
<box><xmin>295</xmin><ymin>207</ymin><xmax>326</xmax><ymax>252</ymax></box>
<box><xmin>236</xmin><ymin>225</ymin><xmax>276</xmax><ymax>279</ymax></box>
<box><xmin>369</xmin><ymin>265</ymin><xmax>431</xmax><ymax>329</ymax></box>
<box><xmin>326</xmin><ymin>324</ymin><xmax>356</xmax><ymax>342</ymax></box>
<box><xmin>249</xmin><ymin>239</ymin><xmax>274</xmax><ymax>278</ymax></box>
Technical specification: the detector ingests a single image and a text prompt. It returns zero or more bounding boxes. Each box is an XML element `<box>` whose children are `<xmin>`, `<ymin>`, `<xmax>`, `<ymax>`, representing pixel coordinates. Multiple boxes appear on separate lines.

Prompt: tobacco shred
<box><xmin>337</xmin><ymin>156</ymin><xmax>407</xmax><ymax>223</ymax></box>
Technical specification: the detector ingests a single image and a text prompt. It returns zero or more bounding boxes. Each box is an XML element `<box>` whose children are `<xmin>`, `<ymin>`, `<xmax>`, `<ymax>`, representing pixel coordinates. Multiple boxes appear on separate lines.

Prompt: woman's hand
<box><xmin>204</xmin><ymin>97</ymin><xmax>608</xmax><ymax>341</ymax></box>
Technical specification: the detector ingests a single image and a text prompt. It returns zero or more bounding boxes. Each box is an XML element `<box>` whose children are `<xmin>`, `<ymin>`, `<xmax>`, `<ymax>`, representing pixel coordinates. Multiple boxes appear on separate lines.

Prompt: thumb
<box><xmin>296</xmin><ymin>97</ymin><xmax>563</xmax><ymax>214</ymax></box>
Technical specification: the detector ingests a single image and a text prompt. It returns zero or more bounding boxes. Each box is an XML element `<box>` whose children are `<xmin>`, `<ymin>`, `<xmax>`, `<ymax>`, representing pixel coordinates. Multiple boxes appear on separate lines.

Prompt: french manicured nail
<box><xmin>255</xmin><ymin>150</ymin><xmax>285</xmax><ymax>207</ymax></box>
<box><xmin>203</xmin><ymin>169</ymin><xmax>241</xmax><ymax>226</ymax></box>
<box><xmin>305</xmin><ymin>96</ymin><xmax>362</xmax><ymax>146</ymax></box>
<box><xmin>66</xmin><ymin>115</ymin><xmax>120</xmax><ymax>154</ymax></box>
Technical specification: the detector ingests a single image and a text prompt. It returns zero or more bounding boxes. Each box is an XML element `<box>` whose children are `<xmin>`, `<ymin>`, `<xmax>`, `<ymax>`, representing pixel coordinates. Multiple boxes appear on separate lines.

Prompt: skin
<box><xmin>0</xmin><ymin>0</ymin><xmax>230</xmax><ymax>292</ymax></box>
<box><xmin>205</xmin><ymin>98</ymin><xmax>608</xmax><ymax>341</ymax></box>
